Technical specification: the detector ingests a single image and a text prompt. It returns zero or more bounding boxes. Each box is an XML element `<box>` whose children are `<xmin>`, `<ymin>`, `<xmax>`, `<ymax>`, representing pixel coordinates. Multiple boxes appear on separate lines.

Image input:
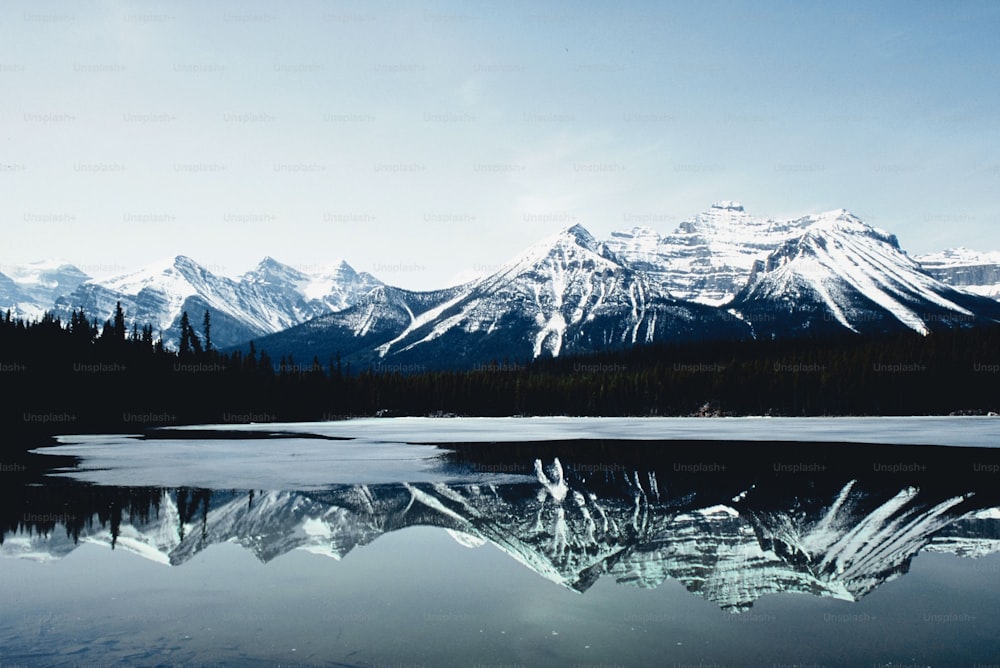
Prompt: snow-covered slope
<box><xmin>241</xmin><ymin>257</ymin><xmax>382</xmax><ymax>316</ymax></box>
<box><xmin>240</xmin><ymin>209</ymin><xmax>1000</xmax><ymax>366</ymax></box>
<box><xmin>10</xmin><ymin>202</ymin><xmax>1000</xmax><ymax>362</ymax></box>
<box><xmin>53</xmin><ymin>256</ymin><xmax>382</xmax><ymax>349</ymax></box>
<box><xmin>243</xmin><ymin>284</ymin><xmax>470</xmax><ymax>368</ymax></box>
<box><xmin>0</xmin><ymin>260</ymin><xmax>90</xmax><ymax>321</ymax></box>
<box><xmin>605</xmin><ymin>203</ymin><xmax>1000</xmax><ymax>337</ymax></box>
<box><xmin>251</xmin><ymin>223</ymin><xmax>750</xmax><ymax>368</ymax></box>
<box><xmin>375</xmin><ymin>223</ymin><xmax>748</xmax><ymax>361</ymax></box>
<box><xmin>915</xmin><ymin>248</ymin><xmax>1000</xmax><ymax>300</ymax></box>
<box><xmin>729</xmin><ymin>211</ymin><xmax>1000</xmax><ymax>336</ymax></box>
<box><xmin>606</xmin><ymin>202</ymin><xmax>815</xmax><ymax>305</ymax></box>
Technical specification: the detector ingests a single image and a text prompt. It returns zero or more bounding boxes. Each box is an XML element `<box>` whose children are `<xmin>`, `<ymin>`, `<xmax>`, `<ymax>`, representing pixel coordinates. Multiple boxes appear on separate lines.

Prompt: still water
<box><xmin>2</xmin><ymin>417</ymin><xmax>999</xmax><ymax>667</ymax></box>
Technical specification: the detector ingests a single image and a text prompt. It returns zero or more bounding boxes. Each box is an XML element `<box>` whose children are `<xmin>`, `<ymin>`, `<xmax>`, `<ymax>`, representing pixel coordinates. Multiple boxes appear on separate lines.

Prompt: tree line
<box><xmin>2</xmin><ymin>305</ymin><xmax>999</xmax><ymax>449</ymax></box>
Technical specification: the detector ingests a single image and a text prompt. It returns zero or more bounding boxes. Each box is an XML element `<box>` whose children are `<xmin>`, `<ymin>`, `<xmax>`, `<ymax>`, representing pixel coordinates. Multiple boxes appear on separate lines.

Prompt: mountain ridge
<box><xmin>5</xmin><ymin>202</ymin><xmax>1000</xmax><ymax>369</ymax></box>
<box><xmin>45</xmin><ymin>255</ymin><xmax>383</xmax><ymax>350</ymax></box>
<box><xmin>244</xmin><ymin>204</ymin><xmax>1000</xmax><ymax>368</ymax></box>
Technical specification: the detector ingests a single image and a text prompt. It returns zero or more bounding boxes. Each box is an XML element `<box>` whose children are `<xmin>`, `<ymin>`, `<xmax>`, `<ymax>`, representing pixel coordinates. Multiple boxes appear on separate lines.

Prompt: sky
<box><xmin>2</xmin><ymin>0</ymin><xmax>999</xmax><ymax>290</ymax></box>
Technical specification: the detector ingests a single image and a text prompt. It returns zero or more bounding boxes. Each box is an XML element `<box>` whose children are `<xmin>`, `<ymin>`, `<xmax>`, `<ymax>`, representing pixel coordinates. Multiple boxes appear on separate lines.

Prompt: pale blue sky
<box><xmin>2</xmin><ymin>0</ymin><xmax>999</xmax><ymax>288</ymax></box>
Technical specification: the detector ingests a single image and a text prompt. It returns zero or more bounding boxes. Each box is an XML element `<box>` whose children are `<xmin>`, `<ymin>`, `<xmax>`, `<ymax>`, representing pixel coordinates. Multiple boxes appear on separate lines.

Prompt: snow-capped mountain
<box><xmin>246</xmin><ymin>209</ymin><xmax>1000</xmax><ymax>367</ymax></box>
<box><xmin>9</xmin><ymin>201</ymin><xmax>1000</xmax><ymax>364</ymax></box>
<box><xmin>52</xmin><ymin>256</ymin><xmax>382</xmax><ymax>349</ymax></box>
<box><xmin>246</xmin><ymin>224</ymin><xmax>751</xmax><ymax>369</ymax></box>
<box><xmin>728</xmin><ymin>211</ymin><xmax>1000</xmax><ymax>337</ymax></box>
<box><xmin>915</xmin><ymin>248</ymin><xmax>1000</xmax><ymax>300</ymax></box>
<box><xmin>606</xmin><ymin>201</ymin><xmax>815</xmax><ymax>305</ymax></box>
<box><xmin>242</xmin><ymin>257</ymin><xmax>383</xmax><ymax>314</ymax></box>
<box><xmin>606</xmin><ymin>202</ymin><xmax>1000</xmax><ymax>336</ymax></box>
<box><xmin>4</xmin><ymin>455</ymin><xmax>999</xmax><ymax>612</ymax></box>
<box><xmin>0</xmin><ymin>260</ymin><xmax>90</xmax><ymax>321</ymax></box>
<box><xmin>247</xmin><ymin>283</ymin><xmax>469</xmax><ymax>367</ymax></box>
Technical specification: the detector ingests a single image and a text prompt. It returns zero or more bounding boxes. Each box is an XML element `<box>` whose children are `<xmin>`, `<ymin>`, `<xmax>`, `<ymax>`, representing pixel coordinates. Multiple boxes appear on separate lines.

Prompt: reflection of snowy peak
<box><xmin>740</xmin><ymin>483</ymin><xmax>981</xmax><ymax>606</ymax></box>
<box><xmin>924</xmin><ymin>508</ymin><xmax>1000</xmax><ymax>558</ymax></box>
<box><xmin>167</xmin><ymin>489</ymin><xmax>388</xmax><ymax>565</ymax></box>
<box><xmin>52</xmin><ymin>255</ymin><xmax>382</xmax><ymax>349</ymax></box>
<box><xmin>5</xmin><ymin>465</ymin><xmax>998</xmax><ymax>612</ymax></box>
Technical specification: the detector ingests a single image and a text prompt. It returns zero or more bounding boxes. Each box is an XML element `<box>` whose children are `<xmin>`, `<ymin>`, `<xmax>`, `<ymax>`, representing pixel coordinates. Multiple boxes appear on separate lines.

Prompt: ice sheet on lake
<box><xmin>164</xmin><ymin>415</ymin><xmax>999</xmax><ymax>447</ymax></box>
<box><xmin>31</xmin><ymin>416</ymin><xmax>998</xmax><ymax>489</ymax></box>
<box><xmin>34</xmin><ymin>435</ymin><xmax>460</xmax><ymax>490</ymax></box>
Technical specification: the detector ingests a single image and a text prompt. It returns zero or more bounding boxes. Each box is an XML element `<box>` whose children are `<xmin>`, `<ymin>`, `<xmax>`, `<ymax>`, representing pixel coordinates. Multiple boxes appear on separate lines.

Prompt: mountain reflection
<box><xmin>3</xmin><ymin>440</ymin><xmax>1000</xmax><ymax>612</ymax></box>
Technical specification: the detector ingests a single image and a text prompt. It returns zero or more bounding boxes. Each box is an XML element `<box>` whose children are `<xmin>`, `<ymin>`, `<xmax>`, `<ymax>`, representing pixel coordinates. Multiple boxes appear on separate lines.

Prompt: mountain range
<box><xmin>5</xmin><ymin>202</ymin><xmax>1000</xmax><ymax>367</ymax></box>
<box><xmin>50</xmin><ymin>257</ymin><xmax>383</xmax><ymax>350</ymax></box>
<box><xmin>0</xmin><ymin>260</ymin><xmax>91</xmax><ymax>322</ymax></box>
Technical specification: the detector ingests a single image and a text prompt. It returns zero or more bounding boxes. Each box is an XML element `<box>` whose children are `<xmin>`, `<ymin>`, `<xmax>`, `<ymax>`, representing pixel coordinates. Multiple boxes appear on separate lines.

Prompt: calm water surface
<box><xmin>1</xmin><ymin>418</ymin><xmax>999</xmax><ymax>667</ymax></box>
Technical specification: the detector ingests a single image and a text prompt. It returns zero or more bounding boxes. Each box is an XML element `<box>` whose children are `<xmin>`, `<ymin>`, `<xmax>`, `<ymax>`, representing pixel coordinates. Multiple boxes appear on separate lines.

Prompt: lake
<box><xmin>2</xmin><ymin>417</ymin><xmax>999</xmax><ymax>667</ymax></box>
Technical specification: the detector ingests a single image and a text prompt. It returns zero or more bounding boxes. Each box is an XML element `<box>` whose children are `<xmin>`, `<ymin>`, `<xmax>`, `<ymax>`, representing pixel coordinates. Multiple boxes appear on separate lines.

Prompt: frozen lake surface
<box><xmin>33</xmin><ymin>416</ymin><xmax>1000</xmax><ymax>489</ymax></box>
<box><xmin>2</xmin><ymin>417</ymin><xmax>997</xmax><ymax>666</ymax></box>
<box><xmin>164</xmin><ymin>414</ymin><xmax>1000</xmax><ymax>446</ymax></box>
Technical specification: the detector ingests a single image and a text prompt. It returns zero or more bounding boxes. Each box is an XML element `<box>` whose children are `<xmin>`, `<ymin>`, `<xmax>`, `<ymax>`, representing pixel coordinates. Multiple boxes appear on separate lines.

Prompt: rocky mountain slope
<box><xmin>50</xmin><ymin>256</ymin><xmax>381</xmax><ymax>349</ymax></box>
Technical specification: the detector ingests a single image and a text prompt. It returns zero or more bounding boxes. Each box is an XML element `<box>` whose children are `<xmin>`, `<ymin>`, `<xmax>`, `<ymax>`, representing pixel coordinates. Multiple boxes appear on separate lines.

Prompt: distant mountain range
<box><xmin>0</xmin><ymin>260</ymin><xmax>91</xmax><ymax>322</ymax></box>
<box><xmin>913</xmin><ymin>247</ymin><xmax>1000</xmax><ymax>300</ymax></box>
<box><xmin>5</xmin><ymin>202</ymin><xmax>1000</xmax><ymax>366</ymax></box>
<box><xmin>15</xmin><ymin>256</ymin><xmax>382</xmax><ymax>350</ymax></box>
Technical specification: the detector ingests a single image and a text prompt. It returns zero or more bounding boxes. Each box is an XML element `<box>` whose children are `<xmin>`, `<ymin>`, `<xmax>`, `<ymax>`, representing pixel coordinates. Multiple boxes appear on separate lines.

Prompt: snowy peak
<box><xmin>917</xmin><ymin>247</ymin><xmax>1000</xmax><ymax>266</ymax></box>
<box><xmin>52</xmin><ymin>254</ymin><xmax>385</xmax><ymax>350</ymax></box>
<box><xmin>605</xmin><ymin>202</ymin><xmax>996</xmax><ymax>334</ymax></box>
<box><xmin>243</xmin><ymin>256</ymin><xmax>309</xmax><ymax>285</ymax></box>
<box><xmin>608</xmin><ymin>225</ymin><xmax>662</xmax><ymax>245</ymax></box>
<box><xmin>562</xmin><ymin>222</ymin><xmax>600</xmax><ymax>249</ymax></box>
<box><xmin>249</xmin><ymin>203</ymin><xmax>1000</xmax><ymax>369</ymax></box>
<box><xmin>298</xmin><ymin>261</ymin><xmax>380</xmax><ymax>306</ymax></box>
<box><xmin>57</xmin><ymin>256</ymin><xmax>240</xmax><ymax>347</ymax></box>
<box><xmin>98</xmin><ymin>255</ymin><xmax>206</xmax><ymax>296</ymax></box>
<box><xmin>915</xmin><ymin>247</ymin><xmax>1000</xmax><ymax>300</ymax></box>
<box><xmin>607</xmin><ymin>201</ymin><xmax>813</xmax><ymax>305</ymax></box>
<box><xmin>507</xmin><ymin>223</ymin><xmax>609</xmax><ymax>267</ymax></box>
<box><xmin>351</xmin><ymin>219</ymin><xmax>748</xmax><ymax>365</ymax></box>
<box><xmin>242</xmin><ymin>257</ymin><xmax>380</xmax><ymax>309</ymax></box>
<box><xmin>0</xmin><ymin>260</ymin><xmax>91</xmax><ymax>320</ymax></box>
<box><xmin>678</xmin><ymin>200</ymin><xmax>770</xmax><ymax>234</ymax></box>
<box><xmin>794</xmin><ymin>209</ymin><xmax>900</xmax><ymax>249</ymax></box>
<box><xmin>732</xmin><ymin>211</ymin><xmax>1000</xmax><ymax>336</ymax></box>
<box><xmin>4</xmin><ymin>260</ymin><xmax>90</xmax><ymax>288</ymax></box>
<box><xmin>477</xmin><ymin>221</ymin><xmax>631</xmax><ymax>303</ymax></box>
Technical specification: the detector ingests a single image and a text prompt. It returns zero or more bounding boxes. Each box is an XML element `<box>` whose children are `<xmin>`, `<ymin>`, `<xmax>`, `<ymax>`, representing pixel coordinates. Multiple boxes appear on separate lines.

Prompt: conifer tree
<box><xmin>113</xmin><ymin>301</ymin><xmax>126</xmax><ymax>342</ymax></box>
<box><xmin>141</xmin><ymin>324</ymin><xmax>154</xmax><ymax>350</ymax></box>
<box><xmin>179</xmin><ymin>311</ymin><xmax>192</xmax><ymax>357</ymax></box>
<box><xmin>202</xmin><ymin>310</ymin><xmax>212</xmax><ymax>352</ymax></box>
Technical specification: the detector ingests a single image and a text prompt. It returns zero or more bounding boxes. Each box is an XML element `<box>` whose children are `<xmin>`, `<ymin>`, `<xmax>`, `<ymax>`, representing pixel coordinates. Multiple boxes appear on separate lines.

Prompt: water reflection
<box><xmin>4</xmin><ymin>439</ymin><xmax>999</xmax><ymax>612</ymax></box>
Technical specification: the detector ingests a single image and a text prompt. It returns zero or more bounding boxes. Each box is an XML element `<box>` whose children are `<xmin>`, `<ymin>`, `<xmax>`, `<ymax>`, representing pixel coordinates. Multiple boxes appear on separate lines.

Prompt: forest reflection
<box><xmin>4</xmin><ymin>439</ymin><xmax>1000</xmax><ymax>612</ymax></box>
